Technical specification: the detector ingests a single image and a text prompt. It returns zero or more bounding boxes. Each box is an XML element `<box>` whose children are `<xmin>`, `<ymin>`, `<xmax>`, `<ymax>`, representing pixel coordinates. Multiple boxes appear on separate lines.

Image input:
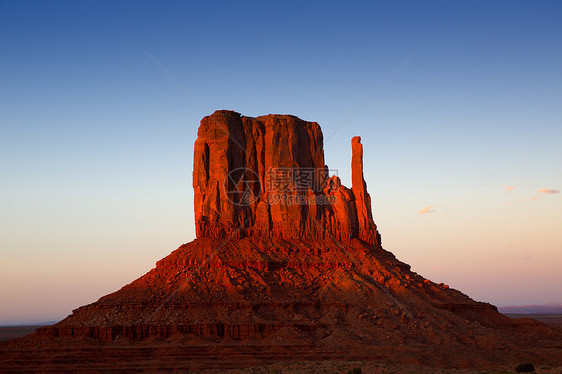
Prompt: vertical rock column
<box><xmin>351</xmin><ymin>136</ymin><xmax>379</xmax><ymax>244</ymax></box>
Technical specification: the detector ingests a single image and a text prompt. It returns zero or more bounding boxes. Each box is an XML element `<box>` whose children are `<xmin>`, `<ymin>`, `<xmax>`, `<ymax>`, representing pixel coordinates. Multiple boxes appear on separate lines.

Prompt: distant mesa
<box><xmin>1</xmin><ymin>110</ymin><xmax>561</xmax><ymax>371</ymax></box>
<box><xmin>499</xmin><ymin>304</ymin><xmax>562</xmax><ymax>314</ymax></box>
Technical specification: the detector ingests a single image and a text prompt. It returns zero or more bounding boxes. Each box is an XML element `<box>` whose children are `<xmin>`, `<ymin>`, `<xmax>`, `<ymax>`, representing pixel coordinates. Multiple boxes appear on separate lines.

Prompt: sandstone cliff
<box><xmin>193</xmin><ymin>110</ymin><xmax>380</xmax><ymax>244</ymax></box>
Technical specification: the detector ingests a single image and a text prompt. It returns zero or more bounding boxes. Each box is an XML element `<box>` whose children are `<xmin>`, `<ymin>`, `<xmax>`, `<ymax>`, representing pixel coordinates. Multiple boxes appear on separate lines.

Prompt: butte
<box><xmin>1</xmin><ymin>110</ymin><xmax>561</xmax><ymax>372</ymax></box>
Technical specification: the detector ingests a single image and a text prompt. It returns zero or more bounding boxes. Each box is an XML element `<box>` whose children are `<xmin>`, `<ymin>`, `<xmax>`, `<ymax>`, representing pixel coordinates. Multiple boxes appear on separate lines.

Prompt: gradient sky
<box><xmin>1</xmin><ymin>1</ymin><xmax>561</xmax><ymax>325</ymax></box>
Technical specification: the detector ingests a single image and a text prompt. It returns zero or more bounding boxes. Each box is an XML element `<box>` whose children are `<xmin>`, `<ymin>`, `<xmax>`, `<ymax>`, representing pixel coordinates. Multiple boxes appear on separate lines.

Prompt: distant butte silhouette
<box><xmin>1</xmin><ymin>110</ymin><xmax>561</xmax><ymax>372</ymax></box>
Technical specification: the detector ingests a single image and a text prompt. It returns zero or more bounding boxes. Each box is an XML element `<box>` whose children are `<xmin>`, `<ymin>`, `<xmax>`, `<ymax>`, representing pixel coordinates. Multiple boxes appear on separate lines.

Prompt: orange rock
<box><xmin>193</xmin><ymin>110</ymin><xmax>380</xmax><ymax>245</ymax></box>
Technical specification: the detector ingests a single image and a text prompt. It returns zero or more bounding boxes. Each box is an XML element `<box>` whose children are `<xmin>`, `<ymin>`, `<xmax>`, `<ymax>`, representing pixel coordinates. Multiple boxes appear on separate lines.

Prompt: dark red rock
<box><xmin>351</xmin><ymin>136</ymin><xmax>379</xmax><ymax>244</ymax></box>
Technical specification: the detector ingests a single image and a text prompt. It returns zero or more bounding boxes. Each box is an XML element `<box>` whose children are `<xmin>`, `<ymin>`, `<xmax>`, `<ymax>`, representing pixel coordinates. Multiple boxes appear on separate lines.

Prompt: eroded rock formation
<box><xmin>2</xmin><ymin>110</ymin><xmax>561</xmax><ymax>372</ymax></box>
<box><xmin>193</xmin><ymin>110</ymin><xmax>380</xmax><ymax>244</ymax></box>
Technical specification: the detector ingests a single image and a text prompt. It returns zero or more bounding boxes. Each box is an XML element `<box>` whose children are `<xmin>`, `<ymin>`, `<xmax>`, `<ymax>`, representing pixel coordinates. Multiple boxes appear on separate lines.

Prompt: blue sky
<box><xmin>1</xmin><ymin>1</ymin><xmax>561</xmax><ymax>324</ymax></box>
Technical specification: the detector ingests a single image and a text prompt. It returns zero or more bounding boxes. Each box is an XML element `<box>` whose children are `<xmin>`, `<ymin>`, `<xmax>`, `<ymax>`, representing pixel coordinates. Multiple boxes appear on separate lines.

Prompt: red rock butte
<box><xmin>1</xmin><ymin>110</ymin><xmax>561</xmax><ymax>372</ymax></box>
<box><xmin>193</xmin><ymin>110</ymin><xmax>379</xmax><ymax>244</ymax></box>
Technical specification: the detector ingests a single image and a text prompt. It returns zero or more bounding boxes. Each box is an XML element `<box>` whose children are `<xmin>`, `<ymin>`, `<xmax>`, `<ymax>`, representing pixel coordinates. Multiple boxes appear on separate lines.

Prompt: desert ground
<box><xmin>0</xmin><ymin>324</ymin><xmax>49</xmax><ymax>342</ymax></box>
<box><xmin>207</xmin><ymin>361</ymin><xmax>562</xmax><ymax>373</ymax></box>
<box><xmin>1</xmin><ymin>315</ymin><xmax>561</xmax><ymax>373</ymax></box>
<box><xmin>504</xmin><ymin>314</ymin><xmax>562</xmax><ymax>328</ymax></box>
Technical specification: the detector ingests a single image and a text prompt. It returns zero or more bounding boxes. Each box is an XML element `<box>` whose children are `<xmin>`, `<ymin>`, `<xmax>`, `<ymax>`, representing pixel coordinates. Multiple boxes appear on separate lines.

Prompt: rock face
<box><xmin>193</xmin><ymin>110</ymin><xmax>380</xmax><ymax>245</ymax></box>
<box><xmin>351</xmin><ymin>136</ymin><xmax>378</xmax><ymax>244</ymax></box>
<box><xmin>2</xmin><ymin>110</ymin><xmax>561</xmax><ymax>372</ymax></box>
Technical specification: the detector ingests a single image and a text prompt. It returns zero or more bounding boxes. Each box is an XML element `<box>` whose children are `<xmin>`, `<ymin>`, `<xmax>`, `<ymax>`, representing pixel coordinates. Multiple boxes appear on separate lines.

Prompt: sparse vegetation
<box><xmin>515</xmin><ymin>363</ymin><xmax>535</xmax><ymax>372</ymax></box>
